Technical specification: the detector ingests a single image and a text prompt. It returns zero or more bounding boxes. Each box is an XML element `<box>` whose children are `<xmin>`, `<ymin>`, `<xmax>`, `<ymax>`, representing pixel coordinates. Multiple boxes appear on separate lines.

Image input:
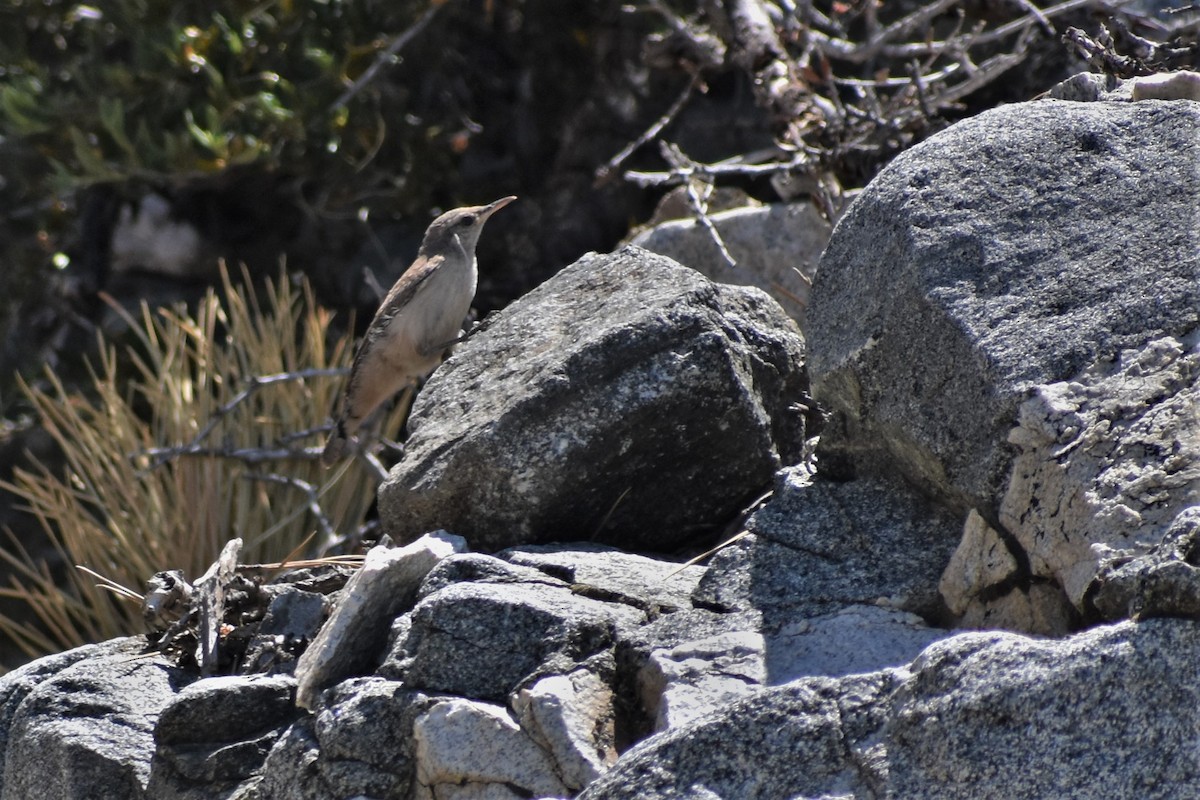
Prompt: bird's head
<box><xmin>419</xmin><ymin>195</ymin><xmax>516</xmax><ymax>259</ymax></box>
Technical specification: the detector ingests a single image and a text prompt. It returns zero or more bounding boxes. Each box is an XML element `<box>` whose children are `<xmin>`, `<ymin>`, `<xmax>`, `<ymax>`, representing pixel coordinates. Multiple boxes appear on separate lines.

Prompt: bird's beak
<box><xmin>480</xmin><ymin>195</ymin><xmax>517</xmax><ymax>219</ymax></box>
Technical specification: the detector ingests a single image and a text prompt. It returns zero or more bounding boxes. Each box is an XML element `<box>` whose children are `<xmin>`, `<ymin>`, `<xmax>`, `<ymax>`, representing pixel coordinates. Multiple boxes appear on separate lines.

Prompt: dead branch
<box><xmin>936</xmin><ymin>29</ymin><xmax>1038</xmax><ymax>105</ymax></box>
<box><xmin>659</xmin><ymin>143</ymin><xmax>739</xmax><ymax>270</ymax></box>
<box><xmin>616</xmin><ymin>0</ymin><xmax>1089</xmax><ymax>203</ymax></box>
<box><xmin>142</xmin><ymin>367</ymin><xmax>347</xmax><ymax>468</ymax></box>
<box><xmin>806</xmin><ymin>0</ymin><xmax>964</xmax><ymax>62</ymax></box>
<box><xmin>244</xmin><ymin>472</ymin><xmax>338</xmax><ymax>545</ymax></box>
<box><xmin>142</xmin><ymin>443</ymin><xmax>326</xmax><ymax>464</ymax></box>
<box><xmin>1063</xmin><ymin>25</ymin><xmax>1146</xmax><ymax>76</ymax></box>
<box><xmin>624</xmin><ymin>150</ymin><xmax>813</xmax><ymax>188</ymax></box>
<box><xmin>196</xmin><ymin>537</ymin><xmax>241</xmax><ymax>676</ymax></box>
<box><xmin>328</xmin><ymin>2</ymin><xmax>444</xmax><ymax>113</ymax></box>
<box><xmin>595</xmin><ymin>75</ymin><xmax>702</xmax><ymax>186</ymax></box>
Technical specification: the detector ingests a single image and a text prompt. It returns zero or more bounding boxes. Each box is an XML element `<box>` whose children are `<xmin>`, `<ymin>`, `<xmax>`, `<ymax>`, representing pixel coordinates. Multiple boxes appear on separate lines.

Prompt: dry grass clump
<box><xmin>0</xmin><ymin>268</ymin><xmax>399</xmax><ymax>659</ymax></box>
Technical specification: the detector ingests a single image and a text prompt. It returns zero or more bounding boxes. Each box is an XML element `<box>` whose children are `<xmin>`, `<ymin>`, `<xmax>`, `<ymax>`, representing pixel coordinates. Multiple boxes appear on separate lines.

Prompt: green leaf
<box><xmin>184</xmin><ymin>108</ymin><xmax>225</xmax><ymax>157</ymax></box>
<box><xmin>0</xmin><ymin>79</ymin><xmax>51</xmax><ymax>136</ymax></box>
<box><xmin>98</xmin><ymin>97</ymin><xmax>140</xmax><ymax>164</ymax></box>
<box><xmin>69</xmin><ymin>127</ymin><xmax>117</xmax><ymax>180</ymax></box>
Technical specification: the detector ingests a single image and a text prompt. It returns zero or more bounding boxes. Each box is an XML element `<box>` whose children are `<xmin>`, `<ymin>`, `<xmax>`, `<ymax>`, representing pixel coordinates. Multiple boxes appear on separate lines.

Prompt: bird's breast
<box><xmin>372</xmin><ymin>256</ymin><xmax>477</xmax><ymax>375</ymax></box>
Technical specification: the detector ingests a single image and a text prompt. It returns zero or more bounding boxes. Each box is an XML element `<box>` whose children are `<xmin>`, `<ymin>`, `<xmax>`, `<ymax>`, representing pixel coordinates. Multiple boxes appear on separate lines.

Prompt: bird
<box><xmin>322</xmin><ymin>196</ymin><xmax>516</xmax><ymax>465</ymax></box>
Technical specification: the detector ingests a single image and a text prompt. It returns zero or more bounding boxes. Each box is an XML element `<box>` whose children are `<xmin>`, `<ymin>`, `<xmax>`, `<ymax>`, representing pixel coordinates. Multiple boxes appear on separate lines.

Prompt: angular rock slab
<box><xmin>294</xmin><ymin>532</ymin><xmax>466</xmax><ymax>709</ymax></box>
<box><xmin>380</xmin><ymin>246</ymin><xmax>814</xmax><ymax>552</ymax></box>
<box><xmin>808</xmin><ymin>99</ymin><xmax>1199</xmax><ymax>514</ymax></box>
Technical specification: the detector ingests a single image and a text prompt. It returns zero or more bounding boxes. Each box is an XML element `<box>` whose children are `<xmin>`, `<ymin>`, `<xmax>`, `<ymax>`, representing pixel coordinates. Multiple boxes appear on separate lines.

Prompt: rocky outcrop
<box><xmin>379</xmin><ymin>246</ymin><xmax>816</xmax><ymax>553</ymax></box>
<box><xmin>0</xmin><ymin>90</ymin><xmax>1195</xmax><ymax>800</ymax></box>
<box><xmin>807</xmin><ymin>98</ymin><xmax>1200</xmax><ymax>630</ymax></box>
<box><xmin>584</xmin><ymin>618</ymin><xmax>1200</xmax><ymax>799</ymax></box>
<box><xmin>0</xmin><ymin>638</ymin><xmax>196</xmax><ymax>800</ymax></box>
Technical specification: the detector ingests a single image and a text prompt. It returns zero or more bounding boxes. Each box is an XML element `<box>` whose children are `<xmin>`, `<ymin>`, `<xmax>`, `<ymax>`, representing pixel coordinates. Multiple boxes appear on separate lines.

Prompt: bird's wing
<box><xmin>342</xmin><ymin>252</ymin><xmax>446</xmax><ymax>392</ymax></box>
<box><xmin>371</xmin><ymin>252</ymin><xmax>445</xmax><ymax>333</ymax></box>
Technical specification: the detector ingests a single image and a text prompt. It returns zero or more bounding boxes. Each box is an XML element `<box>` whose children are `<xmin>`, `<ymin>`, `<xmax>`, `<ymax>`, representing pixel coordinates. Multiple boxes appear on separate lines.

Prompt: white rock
<box><xmin>413</xmin><ymin>698</ymin><xmax>568</xmax><ymax>799</ymax></box>
<box><xmin>295</xmin><ymin>531</ymin><xmax>467</xmax><ymax>709</ymax></box>
<box><xmin>631</xmin><ymin>202</ymin><xmax>829</xmax><ymax>327</ymax></box>
<box><xmin>513</xmin><ymin>669</ymin><xmax>617</xmax><ymax>789</ymax></box>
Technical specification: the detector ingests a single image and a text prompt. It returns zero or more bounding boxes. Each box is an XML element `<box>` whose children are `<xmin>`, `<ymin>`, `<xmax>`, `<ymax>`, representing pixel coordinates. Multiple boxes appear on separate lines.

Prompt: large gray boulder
<box><xmin>0</xmin><ymin>638</ymin><xmax>195</xmax><ymax>800</ymax></box>
<box><xmin>808</xmin><ymin>99</ymin><xmax>1200</xmax><ymax>626</ymax></box>
<box><xmin>809</xmin><ymin>98</ymin><xmax>1198</xmax><ymax>509</ymax></box>
<box><xmin>379</xmin><ymin>246</ymin><xmax>815</xmax><ymax>553</ymax></box>
<box><xmin>582</xmin><ymin>617</ymin><xmax>1200</xmax><ymax>800</ymax></box>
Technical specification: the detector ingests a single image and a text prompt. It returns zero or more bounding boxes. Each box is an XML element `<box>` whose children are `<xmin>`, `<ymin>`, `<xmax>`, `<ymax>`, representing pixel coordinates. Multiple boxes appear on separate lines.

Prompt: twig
<box><xmin>662</xmin><ymin>487</ymin><xmax>774</xmax><ymax>579</ymax></box>
<box><xmin>1010</xmin><ymin>0</ymin><xmax>1055</xmax><ymax>36</ymax></box>
<box><xmin>595</xmin><ymin>75</ymin><xmax>701</xmax><ymax>186</ymax></box>
<box><xmin>275</xmin><ymin>425</ymin><xmax>336</xmax><ymax>446</ymax></box>
<box><xmin>237</xmin><ymin>555</ymin><xmax>366</xmax><ymax>572</ymax></box>
<box><xmin>143</xmin><ymin>367</ymin><xmax>348</xmax><ymax>468</ymax></box>
<box><xmin>687</xmin><ymin>179</ymin><xmax>738</xmax><ymax>270</ymax></box>
<box><xmin>244</xmin><ymin>472</ymin><xmax>337</xmax><ymax>543</ymax></box>
<box><xmin>358</xmin><ymin>449</ymin><xmax>390</xmax><ymax>483</ymax></box>
<box><xmin>328</xmin><ymin>2</ymin><xmax>444</xmax><ymax>113</ymax></box>
<box><xmin>660</xmin><ymin>143</ymin><xmax>738</xmax><ymax>270</ymax></box>
<box><xmin>76</xmin><ymin>565</ymin><xmax>144</xmax><ymax>602</ymax></box>
<box><xmin>978</xmin><ymin>0</ymin><xmax>1135</xmax><ymax>45</ymax></box>
<box><xmin>936</xmin><ymin>28</ymin><xmax>1037</xmax><ymax>105</ymax></box>
<box><xmin>623</xmin><ymin>151</ymin><xmax>811</xmax><ymax>187</ymax></box>
<box><xmin>808</xmin><ymin>0</ymin><xmax>964</xmax><ymax>63</ymax></box>
<box><xmin>908</xmin><ymin>60</ymin><xmax>935</xmax><ymax>119</ymax></box>
<box><xmin>662</xmin><ymin>532</ymin><xmax>752</xmax><ymax>580</ymax></box>
<box><xmin>142</xmin><ymin>444</ymin><xmax>326</xmax><ymax>464</ymax></box>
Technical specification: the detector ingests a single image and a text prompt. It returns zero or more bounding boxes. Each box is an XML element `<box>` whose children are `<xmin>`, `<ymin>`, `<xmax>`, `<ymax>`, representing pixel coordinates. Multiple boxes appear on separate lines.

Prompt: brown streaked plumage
<box><xmin>322</xmin><ymin>196</ymin><xmax>515</xmax><ymax>465</ymax></box>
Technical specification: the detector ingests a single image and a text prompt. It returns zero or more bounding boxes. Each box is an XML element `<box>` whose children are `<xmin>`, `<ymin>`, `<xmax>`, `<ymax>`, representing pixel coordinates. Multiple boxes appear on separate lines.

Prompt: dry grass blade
<box><xmin>0</xmin><ymin>265</ymin><xmax>402</xmax><ymax>661</ymax></box>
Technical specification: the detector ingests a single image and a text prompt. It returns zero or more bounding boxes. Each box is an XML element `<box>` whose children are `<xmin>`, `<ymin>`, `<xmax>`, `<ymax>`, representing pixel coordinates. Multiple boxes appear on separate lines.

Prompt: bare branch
<box><xmin>141</xmin><ymin>443</ymin><xmax>325</xmax><ymax>464</ymax></box>
<box><xmin>808</xmin><ymin>0</ymin><xmax>964</xmax><ymax>63</ymax></box>
<box><xmin>624</xmin><ymin>151</ymin><xmax>812</xmax><ymax>187</ymax></box>
<box><xmin>596</xmin><ymin>75</ymin><xmax>701</xmax><ymax>186</ymax></box>
<box><xmin>328</xmin><ymin>2</ymin><xmax>444</xmax><ymax>113</ymax></box>
<box><xmin>142</xmin><ymin>367</ymin><xmax>347</xmax><ymax>468</ymax></box>
<box><xmin>244</xmin><ymin>472</ymin><xmax>337</xmax><ymax>545</ymax></box>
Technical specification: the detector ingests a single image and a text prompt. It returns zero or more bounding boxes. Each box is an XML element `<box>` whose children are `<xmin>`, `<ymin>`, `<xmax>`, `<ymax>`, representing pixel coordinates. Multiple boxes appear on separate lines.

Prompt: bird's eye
<box><xmin>459</xmin><ymin>214</ymin><xmax>477</xmax><ymax>227</ymax></box>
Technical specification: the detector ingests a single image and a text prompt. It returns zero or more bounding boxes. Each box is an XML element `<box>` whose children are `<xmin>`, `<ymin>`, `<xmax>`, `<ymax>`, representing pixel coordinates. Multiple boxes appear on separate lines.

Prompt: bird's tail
<box><xmin>321</xmin><ymin>420</ymin><xmax>349</xmax><ymax>467</ymax></box>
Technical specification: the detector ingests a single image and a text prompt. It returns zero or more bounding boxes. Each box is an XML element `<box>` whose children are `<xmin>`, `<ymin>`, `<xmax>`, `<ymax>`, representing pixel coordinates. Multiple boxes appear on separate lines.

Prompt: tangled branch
<box><xmin>605</xmin><ymin>0</ymin><xmax>1180</xmax><ymax>210</ymax></box>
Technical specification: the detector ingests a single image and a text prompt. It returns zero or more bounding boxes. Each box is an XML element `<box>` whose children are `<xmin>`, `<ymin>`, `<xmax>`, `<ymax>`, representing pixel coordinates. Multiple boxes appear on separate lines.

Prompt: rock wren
<box><xmin>322</xmin><ymin>196</ymin><xmax>515</xmax><ymax>465</ymax></box>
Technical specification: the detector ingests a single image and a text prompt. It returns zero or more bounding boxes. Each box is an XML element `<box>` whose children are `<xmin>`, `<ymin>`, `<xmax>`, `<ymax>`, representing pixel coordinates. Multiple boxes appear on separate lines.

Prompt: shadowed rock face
<box><xmin>379</xmin><ymin>245</ymin><xmax>815</xmax><ymax>553</ymax></box>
